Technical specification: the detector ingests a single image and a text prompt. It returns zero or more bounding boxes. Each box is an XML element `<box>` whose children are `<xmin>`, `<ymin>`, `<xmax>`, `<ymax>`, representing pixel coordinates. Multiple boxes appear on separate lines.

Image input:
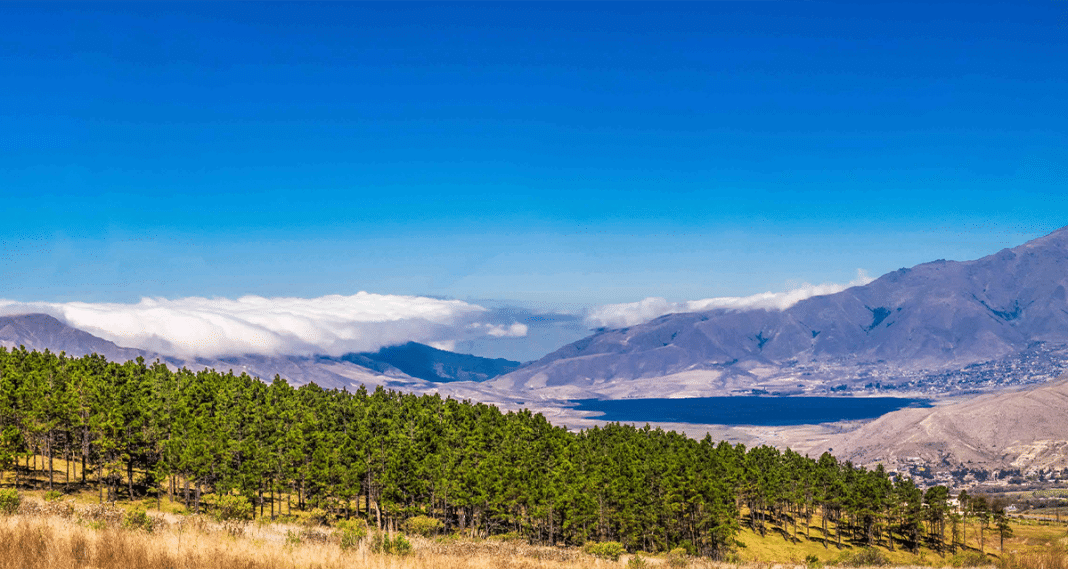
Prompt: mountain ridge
<box><xmin>492</xmin><ymin>226</ymin><xmax>1068</xmax><ymax>398</ymax></box>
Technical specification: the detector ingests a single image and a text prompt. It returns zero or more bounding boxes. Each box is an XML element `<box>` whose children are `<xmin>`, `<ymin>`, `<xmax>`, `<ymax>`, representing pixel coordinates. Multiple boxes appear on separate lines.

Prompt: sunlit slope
<box><xmin>809</xmin><ymin>377</ymin><xmax>1068</xmax><ymax>472</ymax></box>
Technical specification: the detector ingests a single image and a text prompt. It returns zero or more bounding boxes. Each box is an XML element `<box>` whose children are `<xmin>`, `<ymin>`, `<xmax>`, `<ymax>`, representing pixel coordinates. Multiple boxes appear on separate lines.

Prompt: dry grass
<box><xmin>2</xmin><ymin>494</ymin><xmax>1065</xmax><ymax>569</ymax></box>
<box><xmin>0</xmin><ymin>498</ymin><xmax>630</xmax><ymax>569</ymax></box>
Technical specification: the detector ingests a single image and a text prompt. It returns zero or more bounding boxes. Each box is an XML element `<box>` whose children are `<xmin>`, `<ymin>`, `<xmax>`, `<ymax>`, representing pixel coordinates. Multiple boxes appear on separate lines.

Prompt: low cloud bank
<box><xmin>0</xmin><ymin>292</ymin><xmax>528</xmax><ymax>358</ymax></box>
<box><xmin>586</xmin><ymin>270</ymin><xmax>873</xmax><ymax>329</ymax></box>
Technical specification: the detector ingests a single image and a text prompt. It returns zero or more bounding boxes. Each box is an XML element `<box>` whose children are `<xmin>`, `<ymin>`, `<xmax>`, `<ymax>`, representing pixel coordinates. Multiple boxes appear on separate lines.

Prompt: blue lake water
<box><xmin>570</xmin><ymin>396</ymin><xmax>931</xmax><ymax>426</ymax></box>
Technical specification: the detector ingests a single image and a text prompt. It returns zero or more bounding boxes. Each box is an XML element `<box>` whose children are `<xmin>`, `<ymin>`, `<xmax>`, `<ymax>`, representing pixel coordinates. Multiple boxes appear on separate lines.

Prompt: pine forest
<box><xmin>0</xmin><ymin>346</ymin><xmax>1008</xmax><ymax>559</ymax></box>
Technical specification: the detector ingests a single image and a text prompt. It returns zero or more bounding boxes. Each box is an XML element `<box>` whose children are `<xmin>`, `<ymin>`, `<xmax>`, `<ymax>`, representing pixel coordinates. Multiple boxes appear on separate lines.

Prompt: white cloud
<box><xmin>585</xmin><ymin>270</ymin><xmax>874</xmax><ymax>329</ymax></box>
<box><xmin>0</xmin><ymin>292</ymin><xmax>529</xmax><ymax>358</ymax></box>
<box><xmin>469</xmin><ymin>322</ymin><xmax>530</xmax><ymax>338</ymax></box>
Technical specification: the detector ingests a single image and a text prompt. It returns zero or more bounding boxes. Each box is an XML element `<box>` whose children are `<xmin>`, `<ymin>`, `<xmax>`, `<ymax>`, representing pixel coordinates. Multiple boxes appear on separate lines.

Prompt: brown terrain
<box><xmin>803</xmin><ymin>376</ymin><xmax>1068</xmax><ymax>475</ymax></box>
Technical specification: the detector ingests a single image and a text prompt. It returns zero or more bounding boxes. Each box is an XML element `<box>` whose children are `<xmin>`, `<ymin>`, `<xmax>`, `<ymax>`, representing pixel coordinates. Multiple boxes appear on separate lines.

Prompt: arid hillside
<box><xmin>807</xmin><ymin>377</ymin><xmax>1068</xmax><ymax>474</ymax></box>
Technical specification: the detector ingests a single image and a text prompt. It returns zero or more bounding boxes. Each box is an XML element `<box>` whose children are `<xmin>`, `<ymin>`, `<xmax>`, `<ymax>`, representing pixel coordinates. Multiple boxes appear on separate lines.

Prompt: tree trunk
<box><xmin>836</xmin><ymin>511</ymin><xmax>842</xmax><ymax>548</ymax></box>
<box><xmin>822</xmin><ymin>507</ymin><xmax>828</xmax><ymax>547</ymax></box>
<box><xmin>47</xmin><ymin>435</ymin><xmax>54</xmax><ymax>491</ymax></box>
<box><xmin>81</xmin><ymin>427</ymin><xmax>89</xmax><ymax>484</ymax></box>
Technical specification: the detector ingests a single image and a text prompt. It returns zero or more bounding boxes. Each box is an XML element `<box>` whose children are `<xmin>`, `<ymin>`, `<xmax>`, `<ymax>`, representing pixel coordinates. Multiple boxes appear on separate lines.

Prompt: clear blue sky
<box><xmin>3</xmin><ymin>2</ymin><xmax>1066</xmax><ymax>307</ymax></box>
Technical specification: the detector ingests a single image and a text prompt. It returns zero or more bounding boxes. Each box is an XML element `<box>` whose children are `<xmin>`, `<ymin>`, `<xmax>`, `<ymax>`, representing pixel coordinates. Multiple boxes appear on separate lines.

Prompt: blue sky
<box><xmin>2</xmin><ymin>2</ymin><xmax>1066</xmax><ymax>360</ymax></box>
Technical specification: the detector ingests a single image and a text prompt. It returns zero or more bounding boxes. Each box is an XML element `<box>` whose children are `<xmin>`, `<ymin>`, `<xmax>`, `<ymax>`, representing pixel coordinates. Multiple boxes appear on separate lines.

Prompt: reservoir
<box><xmin>570</xmin><ymin>396</ymin><xmax>931</xmax><ymax>426</ymax></box>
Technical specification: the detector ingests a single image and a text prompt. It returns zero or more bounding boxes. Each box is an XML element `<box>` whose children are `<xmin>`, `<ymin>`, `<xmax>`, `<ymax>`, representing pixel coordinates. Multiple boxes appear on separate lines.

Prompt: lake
<box><xmin>570</xmin><ymin>396</ymin><xmax>931</xmax><ymax>426</ymax></box>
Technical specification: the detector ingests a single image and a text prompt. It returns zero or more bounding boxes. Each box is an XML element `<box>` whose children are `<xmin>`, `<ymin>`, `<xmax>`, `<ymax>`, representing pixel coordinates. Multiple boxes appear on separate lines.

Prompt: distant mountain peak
<box><xmin>346</xmin><ymin>342</ymin><xmax>520</xmax><ymax>383</ymax></box>
<box><xmin>0</xmin><ymin>313</ymin><xmax>147</xmax><ymax>361</ymax></box>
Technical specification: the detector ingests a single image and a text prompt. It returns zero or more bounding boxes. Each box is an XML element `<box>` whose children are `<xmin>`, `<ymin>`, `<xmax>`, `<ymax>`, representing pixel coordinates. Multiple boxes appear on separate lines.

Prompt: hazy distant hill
<box><xmin>493</xmin><ymin>226</ymin><xmax>1068</xmax><ymax>398</ymax></box>
<box><xmin>347</xmin><ymin>341</ymin><xmax>520</xmax><ymax>383</ymax></box>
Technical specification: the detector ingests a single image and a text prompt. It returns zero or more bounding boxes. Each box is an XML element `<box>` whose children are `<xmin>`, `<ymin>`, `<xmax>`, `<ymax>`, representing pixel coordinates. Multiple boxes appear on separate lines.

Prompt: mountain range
<box><xmin>7</xmin><ymin>227</ymin><xmax>1068</xmax><ymax>478</ymax></box>
<box><xmin>491</xmin><ymin>226</ymin><xmax>1068</xmax><ymax>399</ymax></box>
<box><xmin>8</xmin><ymin>227</ymin><xmax>1068</xmax><ymax>402</ymax></box>
<box><xmin>0</xmin><ymin>313</ymin><xmax>517</xmax><ymax>393</ymax></box>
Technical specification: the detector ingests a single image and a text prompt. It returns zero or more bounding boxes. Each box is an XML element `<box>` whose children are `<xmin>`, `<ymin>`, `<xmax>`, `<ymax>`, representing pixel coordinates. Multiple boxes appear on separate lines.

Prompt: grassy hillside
<box><xmin>4</xmin><ymin>470</ymin><xmax>1068</xmax><ymax>569</ymax></box>
<box><xmin>4</xmin><ymin>456</ymin><xmax>1067</xmax><ymax>569</ymax></box>
<box><xmin>3</xmin><ymin>493</ymin><xmax>1067</xmax><ymax>569</ymax></box>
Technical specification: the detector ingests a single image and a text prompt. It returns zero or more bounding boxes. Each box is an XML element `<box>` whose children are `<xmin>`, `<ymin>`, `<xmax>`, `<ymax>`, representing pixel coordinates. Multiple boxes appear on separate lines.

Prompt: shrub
<box><xmin>666</xmin><ymin>547</ymin><xmax>690</xmax><ymax>569</ymax></box>
<box><xmin>298</xmin><ymin>527</ymin><xmax>332</xmax><ymax>544</ymax></box>
<box><xmin>40</xmin><ymin>498</ymin><xmax>76</xmax><ymax>519</ymax></box>
<box><xmin>488</xmin><ymin>531</ymin><xmax>524</xmax><ymax>542</ymax></box>
<box><xmin>584</xmin><ymin>541</ymin><xmax>625</xmax><ymax>561</ymax></box>
<box><xmin>951</xmin><ymin>550</ymin><xmax>990</xmax><ymax>568</ymax></box>
<box><xmin>285</xmin><ymin>530</ymin><xmax>302</xmax><ymax>546</ymax></box>
<box><xmin>0</xmin><ymin>490</ymin><xmax>20</xmax><ymax>515</ymax></box>
<box><xmin>405</xmin><ymin>514</ymin><xmax>442</xmax><ymax>536</ymax></box>
<box><xmin>836</xmin><ymin>548</ymin><xmax>889</xmax><ymax>567</ymax></box>
<box><xmin>806</xmin><ymin>553</ymin><xmax>823</xmax><ymax>568</ymax></box>
<box><xmin>306</xmin><ymin>507</ymin><xmax>331</xmax><ymax>526</ymax></box>
<box><xmin>336</xmin><ymin>519</ymin><xmax>368</xmax><ymax>550</ymax></box>
<box><xmin>122</xmin><ymin>508</ymin><xmax>155</xmax><ymax>533</ymax></box>
<box><xmin>391</xmin><ymin>534</ymin><xmax>412</xmax><ymax>556</ymax></box>
<box><xmin>213</xmin><ymin>494</ymin><xmax>253</xmax><ymax>522</ymax></box>
<box><xmin>369</xmin><ymin>531</ymin><xmax>412</xmax><ymax>555</ymax></box>
<box><xmin>43</xmin><ymin>490</ymin><xmax>63</xmax><ymax>502</ymax></box>
<box><xmin>628</xmin><ymin>554</ymin><xmax>650</xmax><ymax>568</ymax></box>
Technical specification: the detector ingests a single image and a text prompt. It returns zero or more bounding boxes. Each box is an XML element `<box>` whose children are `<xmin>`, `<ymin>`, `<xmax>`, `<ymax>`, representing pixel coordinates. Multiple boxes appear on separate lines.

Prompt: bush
<box><xmin>43</xmin><ymin>490</ymin><xmax>63</xmax><ymax>502</ymax></box>
<box><xmin>306</xmin><ymin>507</ymin><xmax>331</xmax><ymax>526</ymax></box>
<box><xmin>584</xmin><ymin>541</ymin><xmax>625</xmax><ymax>561</ymax></box>
<box><xmin>336</xmin><ymin>519</ymin><xmax>368</xmax><ymax>550</ymax></box>
<box><xmin>836</xmin><ymin>548</ymin><xmax>889</xmax><ymax>567</ymax></box>
<box><xmin>300</xmin><ymin>527</ymin><xmax>332</xmax><ymax>544</ymax></box>
<box><xmin>666</xmin><ymin>547</ymin><xmax>690</xmax><ymax>569</ymax></box>
<box><xmin>950</xmin><ymin>550</ymin><xmax>990</xmax><ymax>568</ymax></box>
<box><xmin>391</xmin><ymin>534</ymin><xmax>412</xmax><ymax>555</ymax></box>
<box><xmin>369</xmin><ymin>531</ymin><xmax>412</xmax><ymax>555</ymax></box>
<box><xmin>213</xmin><ymin>494</ymin><xmax>253</xmax><ymax>522</ymax></box>
<box><xmin>122</xmin><ymin>508</ymin><xmax>155</xmax><ymax>533</ymax></box>
<box><xmin>0</xmin><ymin>489</ymin><xmax>20</xmax><ymax>515</ymax></box>
<box><xmin>806</xmin><ymin>553</ymin><xmax>823</xmax><ymax>568</ymax></box>
<box><xmin>488</xmin><ymin>531</ymin><xmax>524</xmax><ymax>542</ymax></box>
<box><xmin>404</xmin><ymin>514</ymin><xmax>442</xmax><ymax>536</ymax></box>
<box><xmin>628</xmin><ymin>554</ymin><xmax>650</xmax><ymax>568</ymax></box>
<box><xmin>285</xmin><ymin>529</ymin><xmax>303</xmax><ymax>546</ymax></box>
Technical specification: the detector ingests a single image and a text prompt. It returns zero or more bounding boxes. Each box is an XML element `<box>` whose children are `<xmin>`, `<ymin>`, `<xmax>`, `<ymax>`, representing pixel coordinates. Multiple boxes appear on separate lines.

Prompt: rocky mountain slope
<box><xmin>0</xmin><ymin>313</ymin><xmax>154</xmax><ymax>364</ymax></box>
<box><xmin>492</xmin><ymin>226</ymin><xmax>1068</xmax><ymax>398</ymax></box>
